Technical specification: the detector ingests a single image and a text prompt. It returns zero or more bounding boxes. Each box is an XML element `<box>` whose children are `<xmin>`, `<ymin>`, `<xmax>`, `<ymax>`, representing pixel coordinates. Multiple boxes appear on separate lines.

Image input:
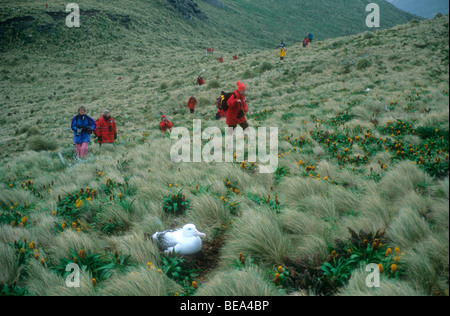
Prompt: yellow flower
<box><xmin>274</xmin><ymin>273</ymin><xmax>281</xmax><ymax>283</ymax></box>
<box><xmin>21</xmin><ymin>216</ymin><xmax>28</xmax><ymax>225</ymax></box>
<box><xmin>169</xmin><ymin>183</ymin><xmax>172</xmax><ymax>187</ymax></box>
<box><xmin>391</xmin><ymin>264</ymin><xmax>398</xmax><ymax>273</ymax></box>
<box><xmin>192</xmin><ymin>281</ymin><xmax>198</xmax><ymax>289</ymax></box>
<box><xmin>378</xmin><ymin>264</ymin><xmax>384</xmax><ymax>274</ymax></box>
<box><xmin>40</xmin><ymin>258</ymin><xmax>46</xmax><ymax>266</ymax></box>
<box><xmin>324</xmin><ymin>176</ymin><xmax>328</xmax><ymax>181</ymax></box>
<box><xmin>220</xmin><ymin>196</ymin><xmax>224</xmax><ymax>200</ymax></box>
<box><xmin>78</xmin><ymin>249</ymin><xmax>86</xmax><ymax>260</ymax></box>
<box><xmin>92</xmin><ymin>278</ymin><xmax>97</xmax><ymax>286</ymax></box>
<box><xmin>386</xmin><ymin>248</ymin><xmax>392</xmax><ymax>256</ymax></box>
<box><xmin>394</xmin><ymin>256</ymin><xmax>400</xmax><ymax>263</ymax></box>
<box><xmin>157</xmin><ymin>269</ymin><xmax>162</xmax><ymax>274</ymax></box>
<box><xmin>29</xmin><ymin>242</ymin><xmax>35</xmax><ymax>250</ymax></box>
<box><xmin>395</xmin><ymin>247</ymin><xmax>400</xmax><ymax>255</ymax></box>
<box><xmin>278</xmin><ymin>266</ymin><xmax>284</xmax><ymax>274</ymax></box>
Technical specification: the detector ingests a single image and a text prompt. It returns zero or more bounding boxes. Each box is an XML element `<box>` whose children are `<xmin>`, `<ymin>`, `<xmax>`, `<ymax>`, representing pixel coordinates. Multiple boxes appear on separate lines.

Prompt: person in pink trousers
<box><xmin>71</xmin><ymin>106</ymin><xmax>96</xmax><ymax>159</ymax></box>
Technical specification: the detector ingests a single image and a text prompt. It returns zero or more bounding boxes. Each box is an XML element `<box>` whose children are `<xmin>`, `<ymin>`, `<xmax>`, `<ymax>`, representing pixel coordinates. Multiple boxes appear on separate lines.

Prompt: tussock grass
<box><xmin>195</xmin><ymin>266</ymin><xmax>283</xmax><ymax>296</ymax></box>
<box><xmin>0</xmin><ymin>11</ymin><xmax>448</xmax><ymax>296</ymax></box>
<box><xmin>0</xmin><ymin>242</ymin><xmax>19</xmax><ymax>285</ymax></box>
<box><xmin>99</xmin><ymin>266</ymin><xmax>183</xmax><ymax>296</ymax></box>
<box><xmin>337</xmin><ymin>264</ymin><xmax>427</xmax><ymax>296</ymax></box>
<box><xmin>386</xmin><ymin>207</ymin><xmax>432</xmax><ymax>249</ymax></box>
<box><xmin>220</xmin><ymin>207</ymin><xmax>292</xmax><ymax>267</ymax></box>
<box><xmin>28</xmin><ymin>135</ymin><xmax>58</xmax><ymax>152</ymax></box>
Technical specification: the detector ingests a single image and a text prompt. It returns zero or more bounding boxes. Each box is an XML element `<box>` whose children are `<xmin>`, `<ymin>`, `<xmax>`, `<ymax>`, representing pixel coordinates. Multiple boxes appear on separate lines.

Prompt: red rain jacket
<box><xmin>94</xmin><ymin>116</ymin><xmax>117</xmax><ymax>143</ymax></box>
<box><xmin>160</xmin><ymin>119</ymin><xmax>173</xmax><ymax>132</ymax></box>
<box><xmin>187</xmin><ymin>96</ymin><xmax>197</xmax><ymax>110</ymax></box>
<box><xmin>226</xmin><ymin>90</ymin><xmax>248</xmax><ymax>126</ymax></box>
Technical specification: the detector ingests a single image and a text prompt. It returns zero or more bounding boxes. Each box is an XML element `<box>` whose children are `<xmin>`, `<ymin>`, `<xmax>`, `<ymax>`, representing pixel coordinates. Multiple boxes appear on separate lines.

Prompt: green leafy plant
<box><xmin>162</xmin><ymin>189</ymin><xmax>190</xmax><ymax>216</ymax></box>
<box><xmin>54</xmin><ymin>249</ymin><xmax>115</xmax><ymax>282</ymax></box>
<box><xmin>160</xmin><ymin>252</ymin><xmax>199</xmax><ymax>288</ymax></box>
<box><xmin>1</xmin><ymin>283</ymin><xmax>29</xmax><ymax>296</ymax></box>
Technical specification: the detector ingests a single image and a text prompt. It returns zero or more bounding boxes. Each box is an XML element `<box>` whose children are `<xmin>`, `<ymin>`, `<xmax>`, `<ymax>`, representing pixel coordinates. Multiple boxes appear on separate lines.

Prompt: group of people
<box><xmin>278</xmin><ymin>34</ymin><xmax>314</xmax><ymax>60</ymax></box>
<box><xmin>218</xmin><ymin>54</ymin><xmax>238</xmax><ymax>63</ymax></box>
<box><xmin>71</xmin><ymin>107</ymin><xmax>117</xmax><ymax>159</ymax></box>
<box><xmin>74</xmin><ymin>35</ymin><xmax>325</xmax><ymax>159</ymax></box>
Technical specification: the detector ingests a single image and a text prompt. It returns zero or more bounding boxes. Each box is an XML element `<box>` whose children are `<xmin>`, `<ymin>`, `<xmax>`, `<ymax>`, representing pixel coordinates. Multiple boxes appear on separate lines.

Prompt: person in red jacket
<box><xmin>219</xmin><ymin>56</ymin><xmax>224</xmax><ymax>63</ymax></box>
<box><xmin>233</xmin><ymin>54</ymin><xmax>238</xmax><ymax>60</ymax></box>
<box><xmin>196</xmin><ymin>76</ymin><xmax>205</xmax><ymax>86</ymax></box>
<box><xmin>187</xmin><ymin>96</ymin><xmax>197</xmax><ymax>114</ymax></box>
<box><xmin>226</xmin><ymin>81</ymin><xmax>249</xmax><ymax>131</ymax></box>
<box><xmin>160</xmin><ymin>115</ymin><xmax>173</xmax><ymax>133</ymax></box>
<box><xmin>94</xmin><ymin>110</ymin><xmax>117</xmax><ymax>147</ymax></box>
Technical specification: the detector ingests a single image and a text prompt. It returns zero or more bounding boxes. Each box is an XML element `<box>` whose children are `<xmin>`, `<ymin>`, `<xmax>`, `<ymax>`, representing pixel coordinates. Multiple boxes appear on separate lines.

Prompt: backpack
<box><xmin>216</xmin><ymin>91</ymin><xmax>235</xmax><ymax>113</ymax></box>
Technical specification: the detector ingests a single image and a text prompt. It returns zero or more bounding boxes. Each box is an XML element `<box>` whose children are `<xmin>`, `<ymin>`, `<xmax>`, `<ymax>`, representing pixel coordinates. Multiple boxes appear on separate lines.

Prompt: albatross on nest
<box><xmin>152</xmin><ymin>224</ymin><xmax>206</xmax><ymax>255</ymax></box>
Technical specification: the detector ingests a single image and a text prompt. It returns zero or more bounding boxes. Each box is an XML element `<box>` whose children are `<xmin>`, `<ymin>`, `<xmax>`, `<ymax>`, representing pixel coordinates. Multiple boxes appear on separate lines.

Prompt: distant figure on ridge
<box><xmin>279</xmin><ymin>47</ymin><xmax>286</xmax><ymax>61</ymax></box>
<box><xmin>303</xmin><ymin>36</ymin><xmax>310</xmax><ymax>47</ymax></box>
<box><xmin>308</xmin><ymin>33</ymin><xmax>313</xmax><ymax>43</ymax></box>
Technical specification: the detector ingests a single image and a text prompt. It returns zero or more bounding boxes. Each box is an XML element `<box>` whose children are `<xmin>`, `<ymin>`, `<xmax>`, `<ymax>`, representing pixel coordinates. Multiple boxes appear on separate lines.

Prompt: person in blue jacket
<box><xmin>71</xmin><ymin>106</ymin><xmax>96</xmax><ymax>159</ymax></box>
<box><xmin>308</xmin><ymin>33</ymin><xmax>313</xmax><ymax>43</ymax></box>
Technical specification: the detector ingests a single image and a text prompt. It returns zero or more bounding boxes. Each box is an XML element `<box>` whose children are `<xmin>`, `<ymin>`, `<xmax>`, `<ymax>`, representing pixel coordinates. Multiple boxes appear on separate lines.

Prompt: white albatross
<box><xmin>152</xmin><ymin>224</ymin><xmax>206</xmax><ymax>255</ymax></box>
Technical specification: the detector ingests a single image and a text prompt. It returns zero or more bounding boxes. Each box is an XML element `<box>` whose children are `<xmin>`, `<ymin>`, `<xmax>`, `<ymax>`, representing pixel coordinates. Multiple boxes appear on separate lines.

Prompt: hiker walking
<box><xmin>196</xmin><ymin>75</ymin><xmax>205</xmax><ymax>86</ymax></box>
<box><xmin>303</xmin><ymin>37</ymin><xmax>309</xmax><ymax>47</ymax></box>
<box><xmin>308</xmin><ymin>33</ymin><xmax>313</xmax><ymax>43</ymax></box>
<box><xmin>187</xmin><ymin>96</ymin><xmax>197</xmax><ymax>114</ymax></box>
<box><xmin>226</xmin><ymin>81</ymin><xmax>249</xmax><ymax>131</ymax></box>
<box><xmin>279</xmin><ymin>41</ymin><xmax>286</xmax><ymax>49</ymax></box>
<box><xmin>94</xmin><ymin>110</ymin><xmax>117</xmax><ymax>147</ymax></box>
<box><xmin>71</xmin><ymin>106</ymin><xmax>96</xmax><ymax>159</ymax></box>
<box><xmin>219</xmin><ymin>56</ymin><xmax>224</xmax><ymax>63</ymax></box>
<box><xmin>278</xmin><ymin>47</ymin><xmax>286</xmax><ymax>61</ymax></box>
<box><xmin>233</xmin><ymin>54</ymin><xmax>238</xmax><ymax>60</ymax></box>
<box><xmin>160</xmin><ymin>115</ymin><xmax>173</xmax><ymax>133</ymax></box>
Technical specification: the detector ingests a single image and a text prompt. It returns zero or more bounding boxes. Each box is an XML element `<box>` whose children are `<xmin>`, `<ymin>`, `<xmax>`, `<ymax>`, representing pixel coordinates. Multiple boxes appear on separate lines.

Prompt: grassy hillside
<box><xmin>0</xmin><ymin>2</ymin><xmax>449</xmax><ymax>297</ymax></box>
<box><xmin>0</xmin><ymin>0</ymin><xmax>418</xmax><ymax>54</ymax></box>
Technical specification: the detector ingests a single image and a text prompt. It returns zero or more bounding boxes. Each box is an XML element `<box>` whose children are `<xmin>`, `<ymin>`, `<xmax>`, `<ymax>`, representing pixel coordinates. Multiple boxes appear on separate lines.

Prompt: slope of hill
<box><xmin>0</xmin><ymin>0</ymin><xmax>418</xmax><ymax>54</ymax></box>
<box><xmin>0</xmin><ymin>2</ymin><xmax>448</xmax><ymax>298</ymax></box>
<box><xmin>387</xmin><ymin>0</ymin><xmax>449</xmax><ymax>19</ymax></box>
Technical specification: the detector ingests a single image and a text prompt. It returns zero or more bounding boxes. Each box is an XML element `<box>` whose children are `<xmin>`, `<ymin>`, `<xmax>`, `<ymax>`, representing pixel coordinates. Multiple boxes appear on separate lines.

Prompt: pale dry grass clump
<box><xmin>220</xmin><ymin>207</ymin><xmax>292</xmax><ymax>267</ymax></box>
<box><xmin>337</xmin><ymin>264</ymin><xmax>428</xmax><ymax>296</ymax></box>
<box><xmin>108</xmin><ymin>232</ymin><xmax>161</xmax><ymax>266</ymax></box>
<box><xmin>99</xmin><ymin>266</ymin><xmax>183</xmax><ymax>296</ymax></box>
<box><xmin>0</xmin><ymin>242</ymin><xmax>20</xmax><ymax>285</ymax></box>
<box><xmin>25</xmin><ymin>262</ymin><xmax>97</xmax><ymax>296</ymax></box>
<box><xmin>186</xmin><ymin>194</ymin><xmax>232</xmax><ymax>236</ymax></box>
<box><xmin>195</xmin><ymin>266</ymin><xmax>283</xmax><ymax>296</ymax></box>
<box><xmin>378</xmin><ymin>161</ymin><xmax>434</xmax><ymax>200</ymax></box>
<box><xmin>386</xmin><ymin>207</ymin><xmax>432</xmax><ymax>249</ymax></box>
<box><xmin>400</xmin><ymin>233</ymin><xmax>449</xmax><ymax>294</ymax></box>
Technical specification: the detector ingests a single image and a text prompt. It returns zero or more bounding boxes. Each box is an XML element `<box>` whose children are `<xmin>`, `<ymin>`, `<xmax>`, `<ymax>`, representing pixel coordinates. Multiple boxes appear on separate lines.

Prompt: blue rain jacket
<box><xmin>71</xmin><ymin>114</ymin><xmax>97</xmax><ymax>144</ymax></box>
